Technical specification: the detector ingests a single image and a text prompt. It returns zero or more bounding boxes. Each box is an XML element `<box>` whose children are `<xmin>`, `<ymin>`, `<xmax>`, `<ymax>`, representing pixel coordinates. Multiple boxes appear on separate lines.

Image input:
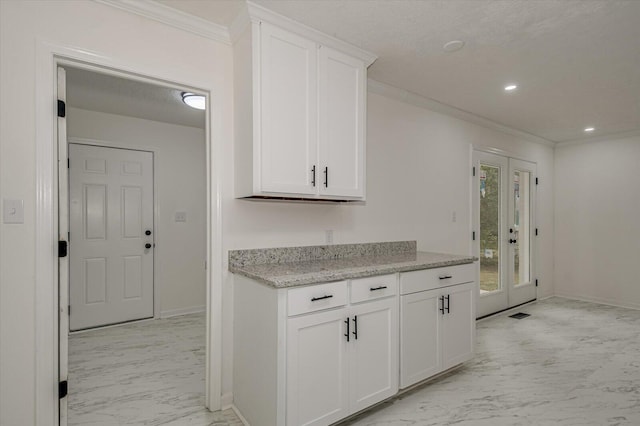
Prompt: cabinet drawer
<box><xmin>288</xmin><ymin>281</ymin><xmax>348</xmax><ymax>316</ymax></box>
<box><xmin>400</xmin><ymin>263</ymin><xmax>475</xmax><ymax>295</ymax></box>
<box><xmin>350</xmin><ymin>274</ymin><xmax>397</xmax><ymax>304</ymax></box>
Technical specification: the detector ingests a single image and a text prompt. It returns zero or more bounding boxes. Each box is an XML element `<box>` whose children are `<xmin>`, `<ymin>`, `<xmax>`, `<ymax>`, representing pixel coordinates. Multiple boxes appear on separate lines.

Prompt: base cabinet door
<box><xmin>349</xmin><ymin>298</ymin><xmax>398</xmax><ymax>413</ymax></box>
<box><xmin>441</xmin><ymin>282</ymin><xmax>475</xmax><ymax>370</ymax></box>
<box><xmin>287</xmin><ymin>308</ymin><xmax>350</xmax><ymax>426</ymax></box>
<box><xmin>400</xmin><ymin>289</ymin><xmax>442</xmax><ymax>388</ymax></box>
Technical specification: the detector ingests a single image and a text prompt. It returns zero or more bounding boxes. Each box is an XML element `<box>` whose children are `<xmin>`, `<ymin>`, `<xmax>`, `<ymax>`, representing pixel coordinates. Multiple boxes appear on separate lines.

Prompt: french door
<box><xmin>473</xmin><ymin>151</ymin><xmax>537</xmax><ymax>318</ymax></box>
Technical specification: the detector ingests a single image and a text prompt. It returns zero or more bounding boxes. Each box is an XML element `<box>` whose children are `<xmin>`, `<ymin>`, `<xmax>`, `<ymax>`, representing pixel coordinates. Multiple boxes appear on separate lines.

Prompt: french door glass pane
<box><xmin>479</xmin><ymin>164</ymin><xmax>500</xmax><ymax>294</ymax></box>
<box><xmin>513</xmin><ymin>170</ymin><xmax>530</xmax><ymax>285</ymax></box>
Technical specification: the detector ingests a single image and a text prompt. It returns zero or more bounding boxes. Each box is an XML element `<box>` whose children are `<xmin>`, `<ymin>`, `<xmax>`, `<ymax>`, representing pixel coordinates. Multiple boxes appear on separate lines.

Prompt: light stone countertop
<box><xmin>229</xmin><ymin>249</ymin><xmax>476</xmax><ymax>288</ymax></box>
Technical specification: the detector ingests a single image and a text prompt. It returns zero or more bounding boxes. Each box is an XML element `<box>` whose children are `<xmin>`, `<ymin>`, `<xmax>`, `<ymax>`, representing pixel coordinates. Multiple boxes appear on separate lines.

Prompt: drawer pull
<box><xmin>369</xmin><ymin>285</ymin><xmax>388</xmax><ymax>292</ymax></box>
<box><xmin>439</xmin><ymin>275</ymin><xmax>453</xmax><ymax>280</ymax></box>
<box><xmin>311</xmin><ymin>294</ymin><xmax>333</xmax><ymax>302</ymax></box>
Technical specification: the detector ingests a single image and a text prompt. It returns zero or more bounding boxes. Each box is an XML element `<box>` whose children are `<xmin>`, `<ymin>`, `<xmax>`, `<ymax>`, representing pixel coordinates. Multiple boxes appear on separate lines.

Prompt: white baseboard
<box><xmin>231</xmin><ymin>404</ymin><xmax>250</xmax><ymax>426</ymax></box>
<box><xmin>159</xmin><ymin>305</ymin><xmax>205</xmax><ymax>319</ymax></box>
<box><xmin>553</xmin><ymin>293</ymin><xmax>640</xmax><ymax>311</ymax></box>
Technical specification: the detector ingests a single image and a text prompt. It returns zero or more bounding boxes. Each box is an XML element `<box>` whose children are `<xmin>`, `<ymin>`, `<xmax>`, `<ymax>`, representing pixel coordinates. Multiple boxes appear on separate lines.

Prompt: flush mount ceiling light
<box><xmin>442</xmin><ymin>40</ymin><xmax>465</xmax><ymax>53</ymax></box>
<box><xmin>584</xmin><ymin>127</ymin><xmax>595</xmax><ymax>132</ymax></box>
<box><xmin>182</xmin><ymin>92</ymin><xmax>206</xmax><ymax>110</ymax></box>
<box><xmin>504</xmin><ymin>84</ymin><xmax>518</xmax><ymax>92</ymax></box>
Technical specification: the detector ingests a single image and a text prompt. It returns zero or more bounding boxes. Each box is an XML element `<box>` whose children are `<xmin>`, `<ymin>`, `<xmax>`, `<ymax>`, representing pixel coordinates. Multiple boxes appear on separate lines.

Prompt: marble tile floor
<box><xmin>68</xmin><ymin>312</ymin><xmax>243</xmax><ymax>426</ymax></box>
<box><xmin>69</xmin><ymin>298</ymin><xmax>640</xmax><ymax>426</ymax></box>
<box><xmin>341</xmin><ymin>297</ymin><xmax>640</xmax><ymax>426</ymax></box>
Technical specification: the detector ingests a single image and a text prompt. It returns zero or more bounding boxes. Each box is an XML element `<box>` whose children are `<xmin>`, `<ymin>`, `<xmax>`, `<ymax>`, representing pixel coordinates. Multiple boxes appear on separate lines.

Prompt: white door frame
<box><xmin>34</xmin><ymin>41</ymin><xmax>223</xmax><ymax>426</ymax></box>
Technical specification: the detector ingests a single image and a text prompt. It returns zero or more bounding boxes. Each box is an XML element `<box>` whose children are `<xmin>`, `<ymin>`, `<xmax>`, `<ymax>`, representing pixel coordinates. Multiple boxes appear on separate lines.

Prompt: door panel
<box><xmin>318</xmin><ymin>46</ymin><xmax>365</xmax><ymax>197</ymax></box>
<box><xmin>349</xmin><ymin>298</ymin><xmax>398</xmax><ymax>413</ymax></box>
<box><xmin>69</xmin><ymin>144</ymin><xmax>154</xmax><ymax>330</ymax></box>
<box><xmin>442</xmin><ymin>283</ymin><xmax>475</xmax><ymax>369</ymax></box>
<box><xmin>260</xmin><ymin>22</ymin><xmax>318</xmax><ymax>195</ymax></box>
<box><xmin>400</xmin><ymin>289</ymin><xmax>441</xmax><ymax>388</ymax></box>
<box><xmin>287</xmin><ymin>308</ymin><xmax>349</xmax><ymax>426</ymax></box>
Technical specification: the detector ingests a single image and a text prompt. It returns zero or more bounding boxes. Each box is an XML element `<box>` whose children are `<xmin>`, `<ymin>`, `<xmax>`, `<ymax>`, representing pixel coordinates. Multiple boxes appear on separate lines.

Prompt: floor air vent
<box><xmin>509</xmin><ymin>312</ymin><xmax>530</xmax><ymax>319</ymax></box>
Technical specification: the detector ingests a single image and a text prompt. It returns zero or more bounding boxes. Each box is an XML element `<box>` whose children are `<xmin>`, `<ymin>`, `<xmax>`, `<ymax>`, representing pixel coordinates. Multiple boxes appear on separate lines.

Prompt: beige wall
<box><xmin>554</xmin><ymin>136</ymin><xmax>640</xmax><ymax>309</ymax></box>
<box><xmin>67</xmin><ymin>108</ymin><xmax>207</xmax><ymax>317</ymax></box>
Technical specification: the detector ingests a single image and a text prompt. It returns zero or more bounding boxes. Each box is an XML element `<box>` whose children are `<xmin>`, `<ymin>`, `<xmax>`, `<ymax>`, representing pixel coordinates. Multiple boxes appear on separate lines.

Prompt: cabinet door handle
<box><xmin>352</xmin><ymin>315</ymin><xmax>358</xmax><ymax>340</ymax></box>
<box><xmin>439</xmin><ymin>275</ymin><xmax>452</xmax><ymax>280</ymax></box>
<box><xmin>310</xmin><ymin>294</ymin><xmax>333</xmax><ymax>302</ymax></box>
<box><xmin>324</xmin><ymin>166</ymin><xmax>328</xmax><ymax>188</ymax></box>
<box><xmin>439</xmin><ymin>295</ymin><xmax>445</xmax><ymax>315</ymax></box>
<box><xmin>446</xmin><ymin>295</ymin><xmax>450</xmax><ymax>313</ymax></box>
<box><xmin>344</xmin><ymin>318</ymin><xmax>350</xmax><ymax>342</ymax></box>
<box><xmin>311</xmin><ymin>165</ymin><xmax>316</xmax><ymax>187</ymax></box>
<box><xmin>369</xmin><ymin>285</ymin><xmax>388</xmax><ymax>292</ymax></box>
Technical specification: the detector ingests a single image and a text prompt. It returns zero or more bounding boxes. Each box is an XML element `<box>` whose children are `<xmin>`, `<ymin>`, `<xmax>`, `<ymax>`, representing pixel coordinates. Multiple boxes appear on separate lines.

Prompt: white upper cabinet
<box><xmin>233</xmin><ymin>3</ymin><xmax>376</xmax><ymax>201</ymax></box>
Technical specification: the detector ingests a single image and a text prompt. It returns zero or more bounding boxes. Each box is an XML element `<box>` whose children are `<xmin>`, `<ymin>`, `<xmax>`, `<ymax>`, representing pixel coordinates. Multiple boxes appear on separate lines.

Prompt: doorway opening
<box><xmin>473</xmin><ymin>151</ymin><xmax>537</xmax><ymax>319</ymax></box>
<box><xmin>58</xmin><ymin>64</ymin><xmax>212</xmax><ymax>425</ymax></box>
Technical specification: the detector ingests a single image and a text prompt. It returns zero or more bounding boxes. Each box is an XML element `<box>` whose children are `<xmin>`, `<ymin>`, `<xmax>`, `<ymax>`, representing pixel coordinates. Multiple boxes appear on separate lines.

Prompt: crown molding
<box><xmin>94</xmin><ymin>0</ymin><xmax>231</xmax><ymax>45</ymax></box>
<box><xmin>554</xmin><ymin>129</ymin><xmax>640</xmax><ymax>148</ymax></box>
<box><xmin>367</xmin><ymin>79</ymin><xmax>555</xmax><ymax>148</ymax></box>
<box><xmin>229</xmin><ymin>1</ymin><xmax>377</xmax><ymax>66</ymax></box>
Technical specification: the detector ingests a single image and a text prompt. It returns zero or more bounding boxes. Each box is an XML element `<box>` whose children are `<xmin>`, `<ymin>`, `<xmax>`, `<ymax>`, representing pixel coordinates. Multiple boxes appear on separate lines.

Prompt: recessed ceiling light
<box><xmin>442</xmin><ymin>40</ymin><xmax>465</xmax><ymax>53</ymax></box>
<box><xmin>584</xmin><ymin>127</ymin><xmax>595</xmax><ymax>132</ymax></box>
<box><xmin>182</xmin><ymin>92</ymin><xmax>206</xmax><ymax>110</ymax></box>
<box><xmin>504</xmin><ymin>84</ymin><xmax>518</xmax><ymax>91</ymax></box>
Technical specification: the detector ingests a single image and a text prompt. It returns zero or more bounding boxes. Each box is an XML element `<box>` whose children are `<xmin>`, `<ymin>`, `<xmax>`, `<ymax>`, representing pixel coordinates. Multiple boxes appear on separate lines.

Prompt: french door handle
<box><xmin>509</xmin><ymin>239</ymin><xmax>517</xmax><ymax>244</ymax></box>
<box><xmin>145</xmin><ymin>243</ymin><xmax>152</xmax><ymax>249</ymax></box>
<box><xmin>352</xmin><ymin>316</ymin><xmax>358</xmax><ymax>340</ymax></box>
<box><xmin>344</xmin><ymin>318</ymin><xmax>350</xmax><ymax>342</ymax></box>
<box><xmin>439</xmin><ymin>295</ymin><xmax>445</xmax><ymax>315</ymax></box>
<box><xmin>445</xmin><ymin>295</ymin><xmax>450</xmax><ymax>313</ymax></box>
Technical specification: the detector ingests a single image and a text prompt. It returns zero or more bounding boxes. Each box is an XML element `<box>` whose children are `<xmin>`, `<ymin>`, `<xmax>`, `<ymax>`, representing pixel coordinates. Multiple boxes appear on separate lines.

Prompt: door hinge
<box><xmin>57</xmin><ymin>100</ymin><xmax>66</xmax><ymax>118</ymax></box>
<box><xmin>58</xmin><ymin>240</ymin><xmax>68</xmax><ymax>258</ymax></box>
<box><xmin>472</xmin><ymin>166</ymin><xmax>476</xmax><ymax>177</ymax></box>
<box><xmin>535</xmin><ymin>279</ymin><xmax>539</xmax><ymax>287</ymax></box>
<box><xmin>68</xmin><ymin>305</ymin><xmax>71</xmax><ymax>316</ymax></box>
<box><xmin>67</xmin><ymin>158</ymin><xmax>70</xmax><ymax>168</ymax></box>
<box><xmin>535</xmin><ymin>228</ymin><xmax>539</xmax><ymax>236</ymax></box>
<box><xmin>472</xmin><ymin>231</ymin><xmax>476</xmax><ymax>241</ymax></box>
<box><xmin>535</xmin><ymin>177</ymin><xmax>539</xmax><ymax>185</ymax></box>
<box><xmin>59</xmin><ymin>380</ymin><xmax>68</xmax><ymax>399</ymax></box>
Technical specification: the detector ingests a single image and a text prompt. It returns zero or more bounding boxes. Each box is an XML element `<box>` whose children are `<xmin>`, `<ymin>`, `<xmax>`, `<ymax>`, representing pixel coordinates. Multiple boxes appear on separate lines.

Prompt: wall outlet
<box><xmin>325</xmin><ymin>230</ymin><xmax>334</xmax><ymax>244</ymax></box>
<box><xmin>175</xmin><ymin>211</ymin><xmax>187</xmax><ymax>222</ymax></box>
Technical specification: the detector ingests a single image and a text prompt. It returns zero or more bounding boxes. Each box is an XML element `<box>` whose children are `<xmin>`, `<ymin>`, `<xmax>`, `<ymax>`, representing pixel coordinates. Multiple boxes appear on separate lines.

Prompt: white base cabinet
<box><xmin>400</xmin><ymin>265</ymin><xmax>476</xmax><ymax>389</ymax></box>
<box><xmin>234</xmin><ymin>274</ymin><xmax>398</xmax><ymax>426</ymax></box>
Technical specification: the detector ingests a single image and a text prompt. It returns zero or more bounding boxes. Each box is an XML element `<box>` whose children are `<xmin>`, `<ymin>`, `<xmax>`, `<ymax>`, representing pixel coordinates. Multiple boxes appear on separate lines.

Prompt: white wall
<box><xmin>0</xmin><ymin>1</ymin><xmax>555</xmax><ymax>423</ymax></box>
<box><xmin>554</xmin><ymin>136</ymin><xmax>640</xmax><ymax>309</ymax></box>
<box><xmin>0</xmin><ymin>1</ymin><xmax>233</xmax><ymax>424</ymax></box>
<box><xmin>67</xmin><ymin>108</ymin><xmax>206</xmax><ymax>317</ymax></box>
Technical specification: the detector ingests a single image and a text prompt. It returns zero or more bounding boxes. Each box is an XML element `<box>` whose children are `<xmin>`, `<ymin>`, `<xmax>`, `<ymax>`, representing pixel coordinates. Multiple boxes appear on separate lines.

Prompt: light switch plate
<box><xmin>3</xmin><ymin>199</ymin><xmax>24</xmax><ymax>224</ymax></box>
<box><xmin>175</xmin><ymin>211</ymin><xmax>187</xmax><ymax>222</ymax></box>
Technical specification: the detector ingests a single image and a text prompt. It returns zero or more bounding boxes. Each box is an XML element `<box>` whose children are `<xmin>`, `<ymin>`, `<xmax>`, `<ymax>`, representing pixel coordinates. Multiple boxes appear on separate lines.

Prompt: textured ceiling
<box><xmin>160</xmin><ymin>0</ymin><xmax>640</xmax><ymax>144</ymax></box>
<box><xmin>65</xmin><ymin>67</ymin><xmax>205</xmax><ymax>129</ymax></box>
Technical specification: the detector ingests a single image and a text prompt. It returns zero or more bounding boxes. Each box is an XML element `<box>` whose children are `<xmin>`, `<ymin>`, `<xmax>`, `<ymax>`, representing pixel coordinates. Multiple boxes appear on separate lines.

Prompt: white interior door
<box><xmin>474</xmin><ymin>151</ymin><xmax>536</xmax><ymax>318</ymax></box>
<box><xmin>69</xmin><ymin>144</ymin><xmax>154</xmax><ymax>331</ymax></box>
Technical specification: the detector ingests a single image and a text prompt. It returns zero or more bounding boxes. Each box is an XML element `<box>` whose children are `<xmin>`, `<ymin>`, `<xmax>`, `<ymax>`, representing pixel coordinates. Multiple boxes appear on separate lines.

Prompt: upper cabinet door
<box><xmin>259</xmin><ymin>22</ymin><xmax>318</xmax><ymax>195</ymax></box>
<box><xmin>318</xmin><ymin>46</ymin><xmax>366</xmax><ymax>198</ymax></box>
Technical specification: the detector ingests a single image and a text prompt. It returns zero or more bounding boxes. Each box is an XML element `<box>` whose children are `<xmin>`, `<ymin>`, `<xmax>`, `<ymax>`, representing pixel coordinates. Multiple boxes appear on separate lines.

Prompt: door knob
<box><xmin>145</xmin><ymin>243</ymin><xmax>152</xmax><ymax>249</ymax></box>
<box><xmin>145</xmin><ymin>230</ymin><xmax>152</xmax><ymax>236</ymax></box>
<box><xmin>509</xmin><ymin>228</ymin><xmax>514</xmax><ymax>234</ymax></box>
<box><xmin>509</xmin><ymin>239</ymin><xmax>517</xmax><ymax>244</ymax></box>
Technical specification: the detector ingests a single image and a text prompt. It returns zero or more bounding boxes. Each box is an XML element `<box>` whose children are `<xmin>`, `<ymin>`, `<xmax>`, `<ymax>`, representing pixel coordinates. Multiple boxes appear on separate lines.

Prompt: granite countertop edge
<box><xmin>230</xmin><ymin>255</ymin><xmax>476</xmax><ymax>288</ymax></box>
